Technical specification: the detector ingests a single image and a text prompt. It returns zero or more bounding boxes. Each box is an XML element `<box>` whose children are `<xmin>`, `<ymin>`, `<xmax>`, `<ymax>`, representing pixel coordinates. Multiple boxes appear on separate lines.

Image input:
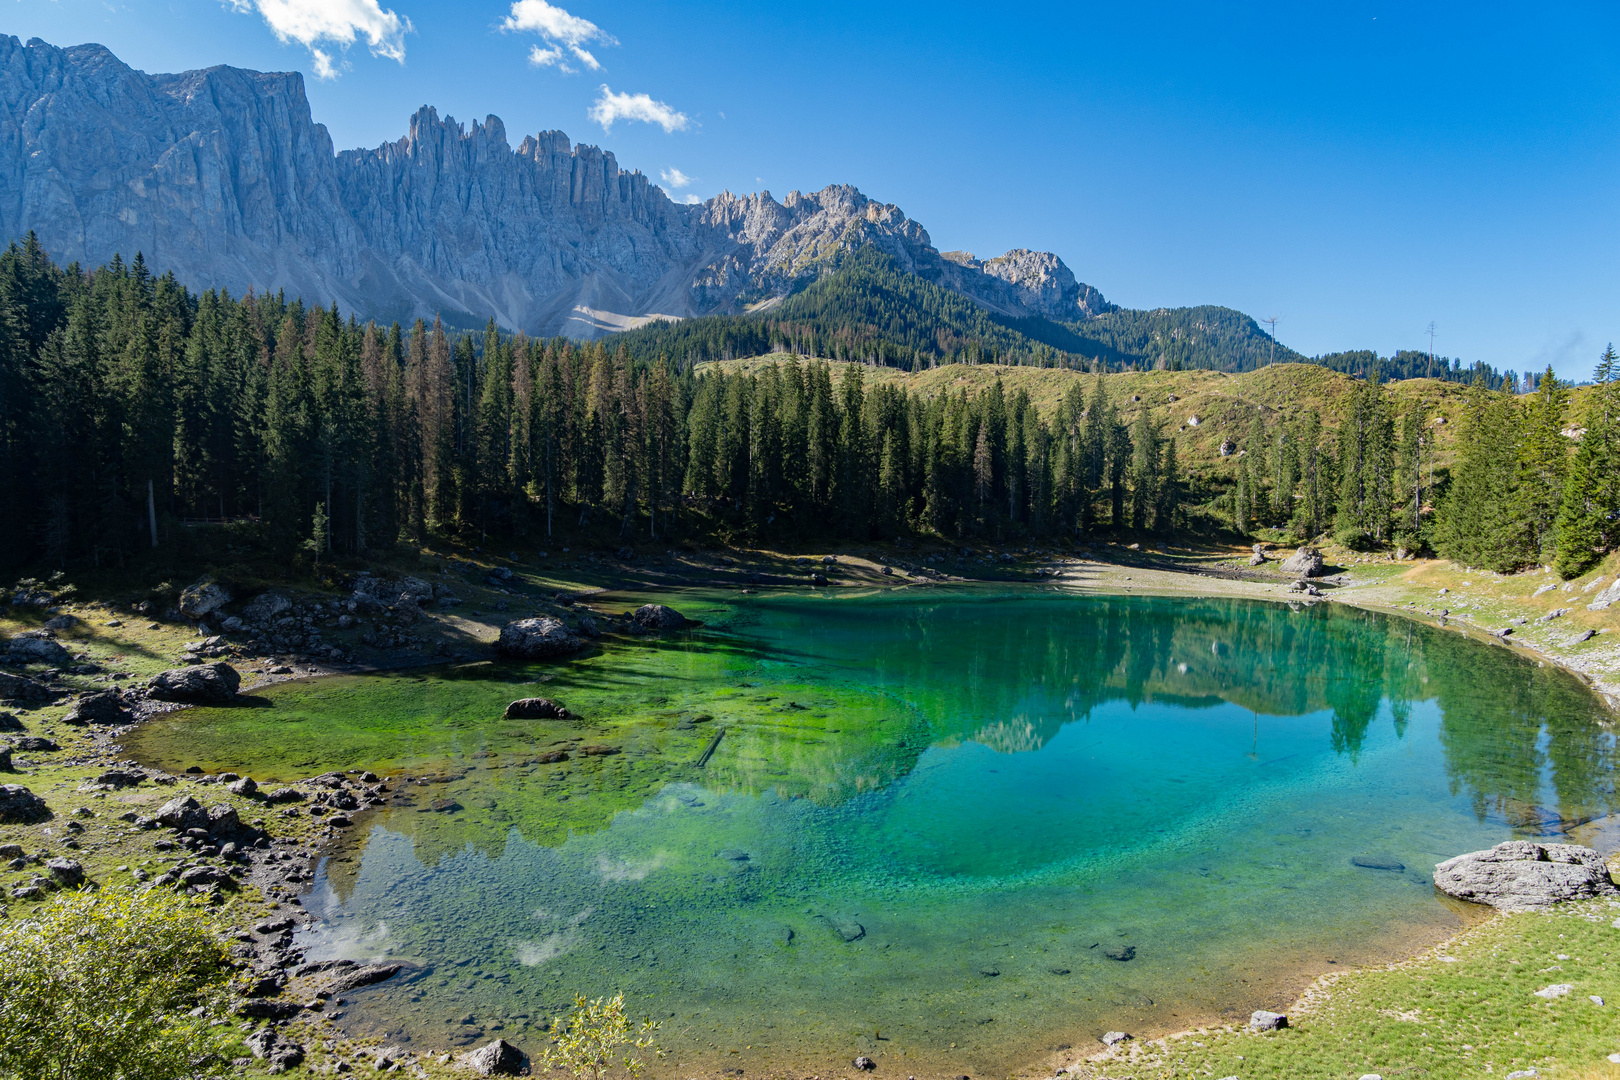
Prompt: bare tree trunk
<box><xmin>146</xmin><ymin>478</ymin><xmax>158</xmax><ymax>548</ymax></box>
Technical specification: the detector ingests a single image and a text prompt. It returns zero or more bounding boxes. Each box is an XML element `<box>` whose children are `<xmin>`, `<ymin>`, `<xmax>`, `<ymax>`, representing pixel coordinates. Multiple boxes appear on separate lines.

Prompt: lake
<box><xmin>128</xmin><ymin>588</ymin><xmax>1617</xmax><ymax>1076</ymax></box>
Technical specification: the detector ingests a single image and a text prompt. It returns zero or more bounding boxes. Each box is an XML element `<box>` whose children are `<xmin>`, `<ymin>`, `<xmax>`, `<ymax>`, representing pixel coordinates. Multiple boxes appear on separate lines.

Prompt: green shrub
<box><xmin>542</xmin><ymin>993</ymin><xmax>664</xmax><ymax>1080</ymax></box>
<box><xmin>0</xmin><ymin>888</ymin><xmax>236</xmax><ymax>1080</ymax></box>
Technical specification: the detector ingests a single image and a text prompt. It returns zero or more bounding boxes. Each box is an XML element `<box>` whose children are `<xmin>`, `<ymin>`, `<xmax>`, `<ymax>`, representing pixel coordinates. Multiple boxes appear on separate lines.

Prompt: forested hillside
<box><xmin>610</xmin><ymin>248</ymin><xmax>1302</xmax><ymax>373</ymax></box>
<box><xmin>0</xmin><ymin>236</ymin><xmax>1614</xmax><ymax>579</ymax></box>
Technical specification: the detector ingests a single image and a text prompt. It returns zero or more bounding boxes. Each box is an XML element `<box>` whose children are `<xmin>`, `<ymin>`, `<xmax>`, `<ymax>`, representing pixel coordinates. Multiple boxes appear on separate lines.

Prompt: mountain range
<box><xmin>0</xmin><ymin>36</ymin><xmax>1128</xmax><ymax>333</ymax></box>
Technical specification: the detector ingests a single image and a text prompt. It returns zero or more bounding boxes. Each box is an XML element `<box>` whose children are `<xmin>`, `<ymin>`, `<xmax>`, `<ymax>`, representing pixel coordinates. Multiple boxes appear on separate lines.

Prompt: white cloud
<box><xmin>503</xmin><ymin>0</ymin><xmax>614</xmax><ymax>73</ymax></box>
<box><xmin>660</xmin><ymin>167</ymin><xmax>692</xmax><ymax>188</ymax></box>
<box><xmin>589</xmin><ymin>86</ymin><xmax>689</xmax><ymax>133</ymax></box>
<box><xmin>227</xmin><ymin>0</ymin><xmax>412</xmax><ymax>78</ymax></box>
<box><xmin>681</xmin><ymin>193</ymin><xmax>702</xmax><ymax>205</ymax></box>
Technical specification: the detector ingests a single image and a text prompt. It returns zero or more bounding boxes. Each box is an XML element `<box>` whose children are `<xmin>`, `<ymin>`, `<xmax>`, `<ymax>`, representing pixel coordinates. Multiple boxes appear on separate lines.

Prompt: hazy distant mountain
<box><xmin>0</xmin><ymin>35</ymin><xmax>1119</xmax><ymax>338</ymax></box>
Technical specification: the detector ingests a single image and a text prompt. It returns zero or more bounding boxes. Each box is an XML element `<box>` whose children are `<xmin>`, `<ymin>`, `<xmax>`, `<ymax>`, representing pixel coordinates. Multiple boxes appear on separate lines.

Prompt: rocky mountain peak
<box><xmin>0</xmin><ymin>35</ymin><xmax>1110</xmax><ymax>336</ymax></box>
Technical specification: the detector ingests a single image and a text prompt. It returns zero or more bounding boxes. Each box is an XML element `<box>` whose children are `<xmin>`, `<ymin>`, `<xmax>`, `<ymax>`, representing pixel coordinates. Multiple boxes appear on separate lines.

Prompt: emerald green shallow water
<box><xmin>129</xmin><ymin>589</ymin><xmax>1618</xmax><ymax>1075</ymax></box>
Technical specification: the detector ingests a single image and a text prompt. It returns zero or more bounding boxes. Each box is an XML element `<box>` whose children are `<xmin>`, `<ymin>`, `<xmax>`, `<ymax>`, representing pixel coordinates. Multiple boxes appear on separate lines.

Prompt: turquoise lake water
<box><xmin>129</xmin><ymin>588</ymin><xmax>1618</xmax><ymax>1075</ymax></box>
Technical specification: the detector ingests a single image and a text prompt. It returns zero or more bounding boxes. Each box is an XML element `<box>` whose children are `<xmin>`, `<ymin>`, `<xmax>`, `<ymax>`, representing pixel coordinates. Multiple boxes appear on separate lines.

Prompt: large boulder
<box><xmin>631</xmin><ymin>604</ymin><xmax>689</xmax><ymax>631</ymax></box>
<box><xmin>1589</xmin><ymin>579</ymin><xmax>1620</xmax><ymax>611</ymax></box>
<box><xmin>178</xmin><ymin>577</ymin><xmax>232</xmax><ymax>620</ymax></box>
<box><xmin>5</xmin><ymin>632</ymin><xmax>71</xmax><ymax>666</ymax></box>
<box><xmin>46</xmin><ymin>857</ymin><xmax>84</xmax><ymax>887</ymax></box>
<box><xmin>154</xmin><ymin>795</ymin><xmax>210</xmax><ymax>832</ymax></box>
<box><xmin>1279</xmin><ymin>547</ymin><xmax>1325</xmax><ymax>578</ymax></box>
<box><xmin>0</xmin><ymin>784</ymin><xmax>51</xmax><ymax>824</ymax></box>
<box><xmin>63</xmin><ymin>689</ymin><xmax>131</xmax><ymax>726</ymax></box>
<box><xmin>463</xmin><ymin>1039</ymin><xmax>525</xmax><ymax>1076</ymax></box>
<box><xmin>147</xmin><ymin>662</ymin><xmax>241</xmax><ymax>703</ymax></box>
<box><xmin>495</xmin><ymin>618</ymin><xmax>583</xmax><ymax>659</ymax></box>
<box><xmin>504</xmin><ymin>698</ymin><xmax>571</xmax><ymax>720</ymax></box>
<box><xmin>0</xmin><ymin>673</ymin><xmax>54</xmax><ymax>702</ymax></box>
<box><xmin>1434</xmin><ymin>841</ymin><xmax>1619</xmax><ymax>911</ymax></box>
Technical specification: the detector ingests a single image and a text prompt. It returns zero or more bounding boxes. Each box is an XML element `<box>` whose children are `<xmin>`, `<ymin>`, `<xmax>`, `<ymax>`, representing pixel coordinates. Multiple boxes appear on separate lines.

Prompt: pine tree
<box><xmin>1437</xmin><ymin>381</ymin><xmax>1528</xmax><ymax>571</ymax></box>
<box><xmin>1513</xmin><ymin>366</ymin><xmax>1569</xmax><ymax>562</ymax></box>
<box><xmin>1128</xmin><ymin>407</ymin><xmax>1160</xmax><ymax>530</ymax></box>
<box><xmin>1554</xmin><ymin>345</ymin><xmax>1620</xmax><ymax>577</ymax></box>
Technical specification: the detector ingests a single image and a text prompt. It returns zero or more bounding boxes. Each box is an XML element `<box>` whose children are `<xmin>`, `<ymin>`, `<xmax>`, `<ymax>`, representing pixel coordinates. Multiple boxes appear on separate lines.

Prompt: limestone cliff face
<box><xmin>0</xmin><ymin>36</ymin><xmax>1111</xmax><ymax>336</ymax></box>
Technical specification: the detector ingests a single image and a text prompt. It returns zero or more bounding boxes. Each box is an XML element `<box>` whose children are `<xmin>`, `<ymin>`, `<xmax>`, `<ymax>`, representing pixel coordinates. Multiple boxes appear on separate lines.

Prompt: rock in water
<box><xmin>1250</xmin><ymin>1010</ymin><xmax>1288</xmax><ymax>1031</ymax></box>
<box><xmin>1100</xmin><ymin>1031</ymin><xmax>1130</xmax><ymax>1046</ymax></box>
<box><xmin>495</xmin><ymin>618</ymin><xmax>583</xmax><ymax>659</ymax></box>
<box><xmin>1280</xmin><ymin>547</ymin><xmax>1325</xmax><ymax>577</ymax></box>
<box><xmin>503</xmin><ymin>697</ymin><xmax>571</xmax><ymax>720</ymax></box>
<box><xmin>853</xmin><ymin>1056</ymin><xmax>876</xmax><ymax>1070</ymax></box>
<box><xmin>147</xmin><ymin>662</ymin><xmax>241</xmax><ymax>703</ymax></box>
<box><xmin>0</xmin><ymin>784</ymin><xmax>51</xmax><ymax>823</ymax></box>
<box><xmin>1434</xmin><ymin>841</ymin><xmax>1619</xmax><ymax>910</ymax></box>
<box><xmin>463</xmin><ymin>1038</ymin><xmax>525</xmax><ymax>1076</ymax></box>
<box><xmin>1103</xmin><ymin>945</ymin><xmax>1136</xmax><ymax>962</ymax></box>
<box><xmin>631</xmin><ymin>604</ymin><xmax>689</xmax><ymax>631</ymax></box>
<box><xmin>178</xmin><ymin>576</ymin><xmax>232</xmax><ymax>619</ymax></box>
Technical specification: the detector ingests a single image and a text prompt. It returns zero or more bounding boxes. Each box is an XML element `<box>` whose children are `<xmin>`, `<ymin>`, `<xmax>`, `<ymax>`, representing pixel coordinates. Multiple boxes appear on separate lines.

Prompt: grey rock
<box><xmin>495</xmin><ymin>617</ymin><xmax>583</xmax><ymax>659</ymax></box>
<box><xmin>178</xmin><ymin>577</ymin><xmax>232</xmax><ymax>620</ymax></box>
<box><xmin>11</xmin><ymin>736</ymin><xmax>57</xmax><ymax>752</ymax></box>
<box><xmin>0</xmin><ymin>843</ymin><xmax>22</xmax><ymax>859</ymax></box>
<box><xmin>1100</xmin><ymin>1031</ymin><xmax>1130</xmax><ymax>1046</ymax></box>
<box><xmin>242</xmin><ymin>592</ymin><xmax>292</xmax><ymax>622</ymax></box>
<box><xmin>0</xmin><ymin>36</ymin><xmax>1112</xmax><ymax>340</ymax></box>
<box><xmin>1249</xmin><ymin>1010</ymin><xmax>1288</xmax><ymax>1031</ymax></box>
<box><xmin>228</xmin><ymin>776</ymin><xmax>259</xmax><ymax>797</ymax></box>
<box><xmin>1589</xmin><ymin>580</ymin><xmax>1620</xmax><ymax>611</ymax></box>
<box><xmin>853</xmin><ymin>1056</ymin><xmax>876</xmax><ymax>1071</ymax></box>
<box><xmin>463</xmin><ymin>1038</ymin><xmax>525</xmax><ymax>1076</ymax></box>
<box><xmin>46</xmin><ymin>857</ymin><xmax>84</xmax><ymax>887</ymax></box>
<box><xmin>0</xmin><ymin>746</ymin><xmax>10</xmax><ymax>771</ymax></box>
<box><xmin>1532</xmin><ymin>984</ymin><xmax>1571</xmax><ymax>1000</ymax></box>
<box><xmin>324</xmin><ymin>963</ymin><xmax>402</xmax><ymax>992</ymax></box>
<box><xmin>93</xmin><ymin>769</ymin><xmax>144</xmax><ymax>789</ymax></box>
<box><xmin>503</xmin><ymin>697</ymin><xmax>571</xmax><ymax>720</ymax></box>
<box><xmin>155</xmin><ymin>795</ymin><xmax>210</xmax><ymax>831</ymax></box>
<box><xmin>0</xmin><ymin>783</ymin><xmax>51</xmax><ymax>823</ymax></box>
<box><xmin>147</xmin><ymin>662</ymin><xmax>241</xmax><ymax>703</ymax></box>
<box><xmin>0</xmin><ymin>712</ymin><xmax>21</xmax><ymax>731</ymax></box>
<box><xmin>631</xmin><ymin>604</ymin><xmax>689</xmax><ymax>631</ymax></box>
<box><xmin>1434</xmin><ymin>841</ymin><xmax>1619</xmax><ymax>910</ymax></box>
<box><xmin>0</xmin><ymin>672</ymin><xmax>55</xmax><ymax>702</ymax></box>
<box><xmin>1279</xmin><ymin>547</ymin><xmax>1325</xmax><ymax>577</ymax></box>
<box><xmin>6</xmin><ymin>631</ymin><xmax>70</xmax><ymax>665</ymax></box>
<box><xmin>207</xmin><ymin>802</ymin><xmax>241</xmax><ymax>833</ymax></box>
<box><xmin>63</xmin><ymin>689</ymin><xmax>131</xmax><ymax>725</ymax></box>
<box><xmin>1102</xmin><ymin>945</ymin><xmax>1136</xmax><ymax>962</ymax></box>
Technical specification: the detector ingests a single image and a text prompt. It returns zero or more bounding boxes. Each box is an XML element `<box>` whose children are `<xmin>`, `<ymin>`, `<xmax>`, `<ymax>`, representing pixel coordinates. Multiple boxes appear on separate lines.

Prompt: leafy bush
<box><xmin>0</xmin><ymin>888</ymin><xmax>236</xmax><ymax>1080</ymax></box>
<box><xmin>542</xmin><ymin>993</ymin><xmax>664</xmax><ymax>1080</ymax></box>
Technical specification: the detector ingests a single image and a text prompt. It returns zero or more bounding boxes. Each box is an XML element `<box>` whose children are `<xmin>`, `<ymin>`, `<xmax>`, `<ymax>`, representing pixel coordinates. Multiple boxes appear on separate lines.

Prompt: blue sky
<box><xmin>6</xmin><ymin>1</ymin><xmax>1618</xmax><ymax>379</ymax></box>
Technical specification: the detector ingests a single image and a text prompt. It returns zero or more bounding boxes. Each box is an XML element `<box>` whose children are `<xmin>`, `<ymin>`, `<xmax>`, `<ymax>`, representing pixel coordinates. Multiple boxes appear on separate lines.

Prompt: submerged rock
<box><xmin>495</xmin><ymin>617</ymin><xmax>583</xmax><ymax>659</ymax></box>
<box><xmin>631</xmin><ymin>604</ymin><xmax>689</xmax><ymax>631</ymax></box>
<box><xmin>1102</xmin><ymin>944</ymin><xmax>1136</xmax><ymax>962</ymax></box>
<box><xmin>1434</xmin><ymin>841</ymin><xmax>1619</xmax><ymax>910</ymax></box>
<box><xmin>147</xmin><ymin>662</ymin><xmax>241</xmax><ymax>703</ymax></box>
<box><xmin>1350</xmin><ymin>855</ymin><xmax>1405</xmax><ymax>872</ymax></box>
<box><xmin>504</xmin><ymin>697</ymin><xmax>571</xmax><ymax>720</ymax></box>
